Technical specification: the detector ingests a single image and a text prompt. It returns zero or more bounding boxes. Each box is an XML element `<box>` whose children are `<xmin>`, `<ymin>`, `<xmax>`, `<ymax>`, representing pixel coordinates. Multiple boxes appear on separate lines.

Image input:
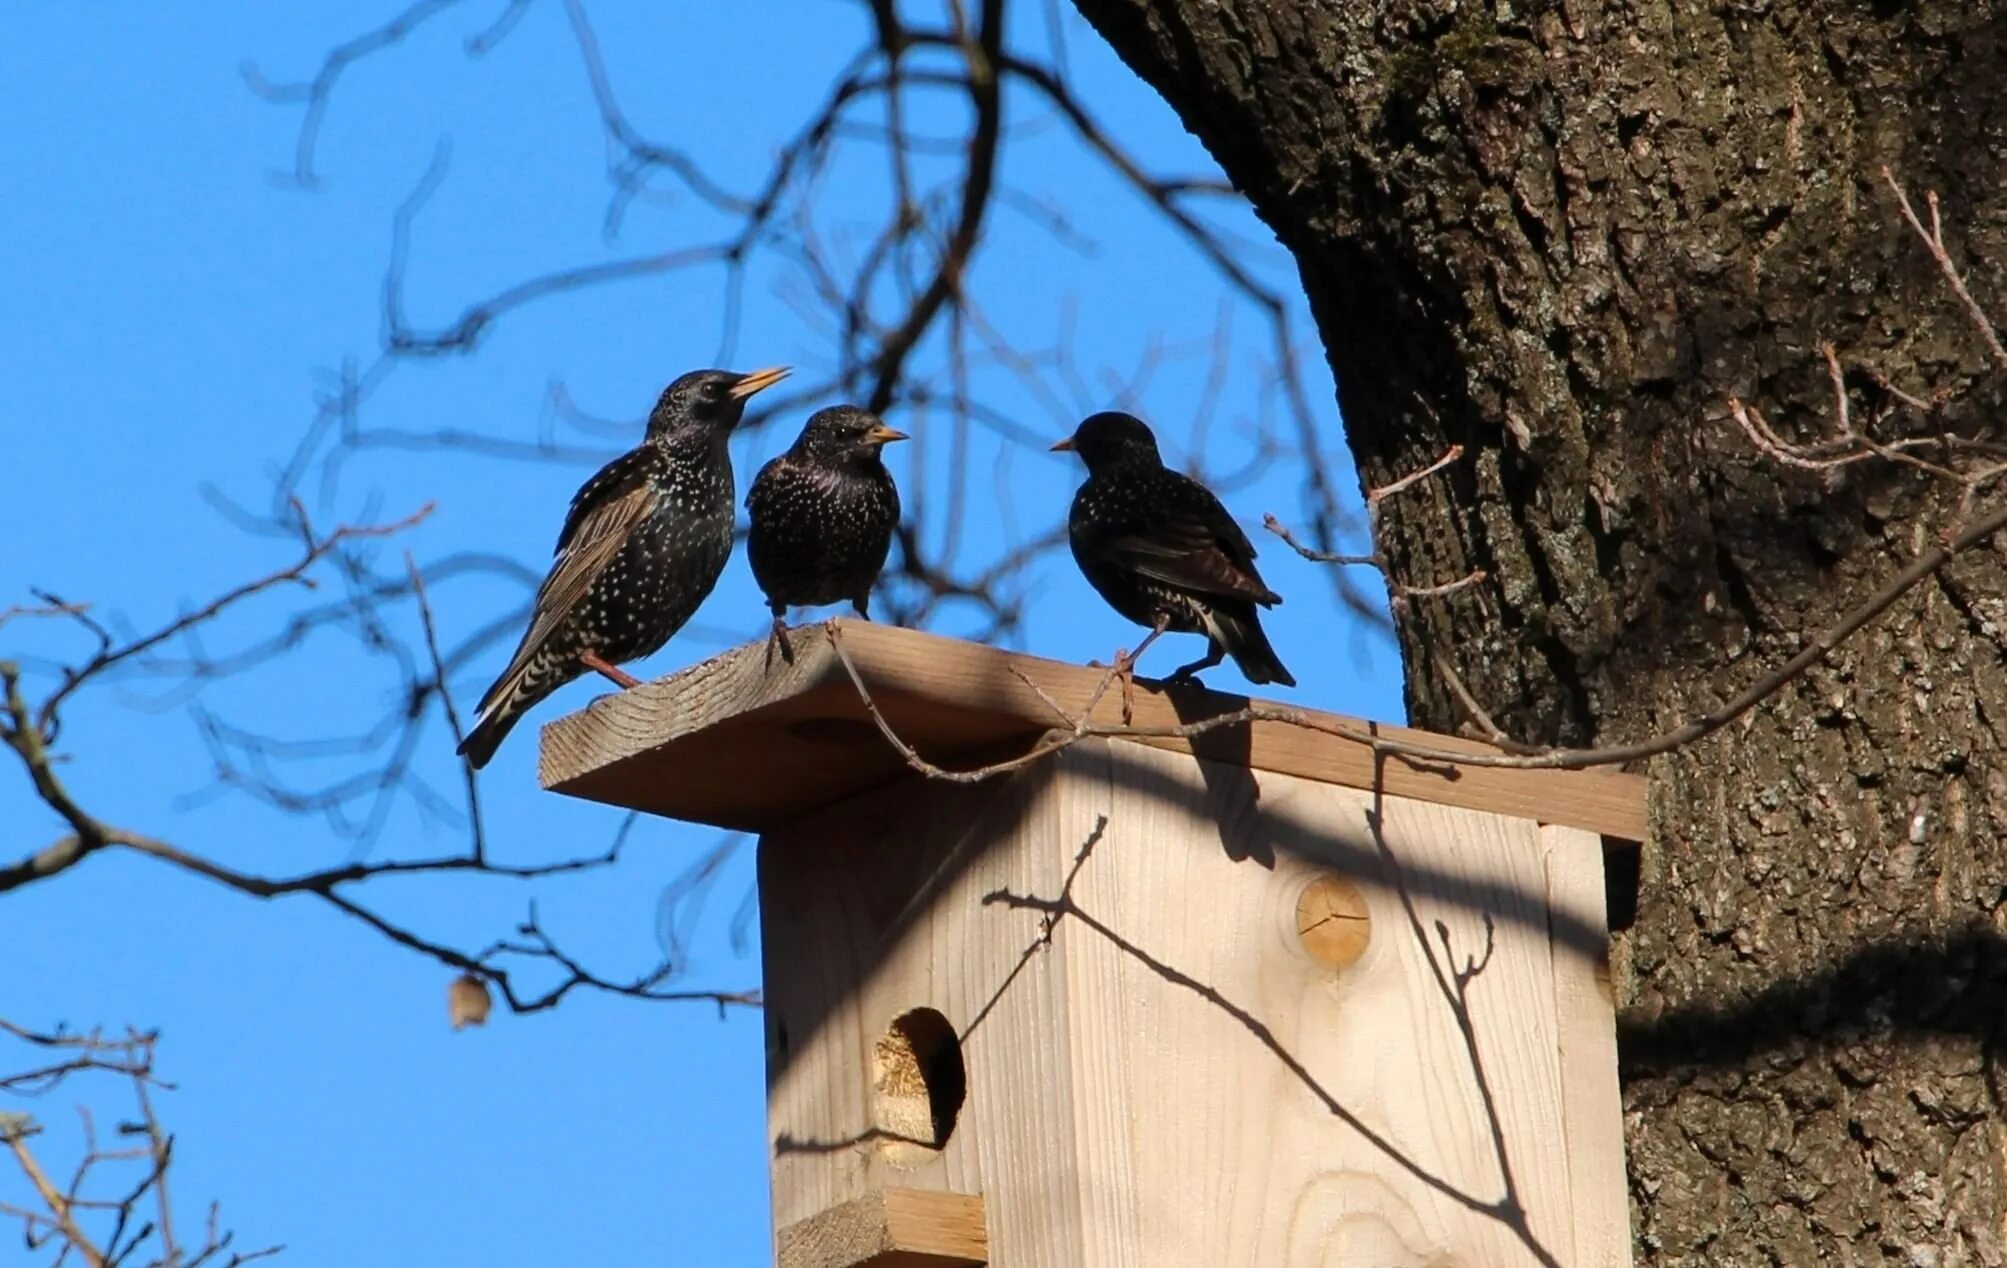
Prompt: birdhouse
<box><xmin>540</xmin><ymin>621</ymin><xmax>1643</xmax><ymax>1267</ymax></box>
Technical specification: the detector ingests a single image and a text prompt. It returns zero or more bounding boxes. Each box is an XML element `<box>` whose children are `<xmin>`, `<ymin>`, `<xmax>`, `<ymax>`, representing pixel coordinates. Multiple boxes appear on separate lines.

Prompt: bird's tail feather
<box><xmin>1208</xmin><ymin>605</ymin><xmax>1296</xmax><ymax>688</ymax></box>
<box><xmin>457</xmin><ymin>648</ymin><xmax>566</xmax><ymax>769</ymax></box>
<box><xmin>456</xmin><ymin>708</ymin><xmax>518</xmax><ymax>770</ymax></box>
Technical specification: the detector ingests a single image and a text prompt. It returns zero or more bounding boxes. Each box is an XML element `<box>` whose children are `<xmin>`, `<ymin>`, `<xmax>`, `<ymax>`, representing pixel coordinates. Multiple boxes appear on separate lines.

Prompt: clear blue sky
<box><xmin>1</xmin><ymin>4</ymin><xmax>1401</xmax><ymax>1264</ymax></box>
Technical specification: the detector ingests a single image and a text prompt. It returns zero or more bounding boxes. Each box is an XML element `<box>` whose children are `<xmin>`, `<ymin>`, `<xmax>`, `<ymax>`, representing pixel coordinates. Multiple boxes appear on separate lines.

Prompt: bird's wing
<box><xmin>555</xmin><ymin>446</ymin><xmax>655</xmax><ymax>552</ymax></box>
<box><xmin>1098</xmin><ymin>478</ymin><xmax>1280</xmax><ymax>605</ymax></box>
<box><xmin>522</xmin><ymin>480</ymin><xmax>654</xmax><ymax>658</ymax></box>
<box><xmin>477</xmin><ymin>452</ymin><xmax>656</xmax><ymax>704</ymax></box>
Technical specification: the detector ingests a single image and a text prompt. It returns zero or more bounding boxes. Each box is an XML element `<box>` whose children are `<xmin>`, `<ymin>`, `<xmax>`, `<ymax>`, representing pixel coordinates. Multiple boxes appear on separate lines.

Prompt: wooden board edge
<box><xmin>537</xmin><ymin>619</ymin><xmax>1649</xmax><ymax>841</ymax></box>
<box><xmin>776</xmin><ymin>1189</ymin><xmax>987</xmax><ymax>1268</ymax></box>
<box><xmin>1541</xmin><ymin>824</ymin><xmax>1634</xmax><ymax>1267</ymax></box>
<box><xmin>537</xmin><ymin>637</ymin><xmax>851</xmax><ymax>789</ymax></box>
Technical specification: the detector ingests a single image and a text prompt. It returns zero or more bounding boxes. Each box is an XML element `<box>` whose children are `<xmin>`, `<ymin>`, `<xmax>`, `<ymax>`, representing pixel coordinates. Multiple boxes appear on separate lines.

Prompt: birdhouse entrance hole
<box><xmin>540</xmin><ymin>621</ymin><xmax>1648</xmax><ymax>1264</ymax></box>
<box><xmin>872</xmin><ymin>1007</ymin><xmax>966</xmax><ymax>1165</ymax></box>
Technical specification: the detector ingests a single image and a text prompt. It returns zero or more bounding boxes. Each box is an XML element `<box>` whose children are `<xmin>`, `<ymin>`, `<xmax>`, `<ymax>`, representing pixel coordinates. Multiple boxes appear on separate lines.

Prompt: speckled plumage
<box><xmin>1056</xmin><ymin>411</ymin><xmax>1295</xmax><ymax>688</ymax></box>
<box><xmin>458</xmin><ymin>366</ymin><xmax>788</xmax><ymax>767</ymax></box>
<box><xmin>746</xmin><ymin>405</ymin><xmax>905</xmax><ymax>654</ymax></box>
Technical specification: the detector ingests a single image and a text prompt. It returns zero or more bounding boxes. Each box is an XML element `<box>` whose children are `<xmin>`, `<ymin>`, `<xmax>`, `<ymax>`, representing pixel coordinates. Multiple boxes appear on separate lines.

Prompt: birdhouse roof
<box><xmin>537</xmin><ymin>620</ymin><xmax>1645</xmax><ymax>841</ymax></box>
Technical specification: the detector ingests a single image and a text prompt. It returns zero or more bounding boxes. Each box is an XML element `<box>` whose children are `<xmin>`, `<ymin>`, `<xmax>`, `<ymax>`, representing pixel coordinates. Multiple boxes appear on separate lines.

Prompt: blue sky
<box><xmin>1</xmin><ymin>4</ymin><xmax>1400</xmax><ymax>1263</ymax></box>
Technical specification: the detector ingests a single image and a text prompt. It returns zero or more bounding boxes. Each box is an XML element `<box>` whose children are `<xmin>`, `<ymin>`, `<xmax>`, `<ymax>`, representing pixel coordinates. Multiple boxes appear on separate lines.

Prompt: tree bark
<box><xmin>1070</xmin><ymin>0</ymin><xmax>2007</xmax><ymax>1260</ymax></box>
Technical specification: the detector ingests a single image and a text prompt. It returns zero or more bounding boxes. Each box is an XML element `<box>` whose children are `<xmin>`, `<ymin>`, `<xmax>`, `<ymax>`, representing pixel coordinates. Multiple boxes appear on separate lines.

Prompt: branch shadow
<box><xmin>1619</xmin><ymin>923</ymin><xmax>2007</xmax><ymax>1082</ymax></box>
<box><xmin>974</xmin><ymin>782</ymin><xmax>1562</xmax><ymax>1267</ymax></box>
<box><xmin>760</xmin><ymin>735</ymin><xmax>1616</xmax><ymax>1082</ymax></box>
<box><xmin>1089</xmin><ymin>734</ymin><xmax>1614</xmax><ymax>964</ymax></box>
<box><xmin>760</xmin><ymin>740</ymin><xmax>1578</xmax><ymax>1265</ymax></box>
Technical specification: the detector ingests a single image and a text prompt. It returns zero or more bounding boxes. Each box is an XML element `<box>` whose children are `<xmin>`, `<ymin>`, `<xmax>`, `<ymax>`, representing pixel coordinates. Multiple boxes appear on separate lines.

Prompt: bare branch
<box><xmin>0</xmin><ymin>602</ymin><xmax>92</xmax><ymax>634</ymax></box>
<box><xmin>244</xmin><ymin>0</ymin><xmax>475</xmax><ymax>187</ymax></box>
<box><xmin>4</xmin><ymin>510</ymin><xmax>752</xmax><ymax>1014</ymax></box>
<box><xmin>1</xmin><ymin>1023</ymin><xmax>281</xmax><ymax>1267</ymax></box>
<box><xmin>825</xmin><ymin>485</ymin><xmax>2007</xmax><ymax>782</ymax></box>
<box><xmin>1883</xmin><ymin>166</ymin><xmax>2007</xmax><ymax>367</ymax></box>
<box><xmin>1368</xmin><ymin>443</ymin><xmax>1464</xmax><ymax>504</ymax></box>
<box><xmin>404</xmin><ymin>551</ymin><xmax>484</xmax><ymax>864</ymax></box>
<box><xmin>33</xmin><ymin>502</ymin><xmax>435</xmax><ymax>739</ymax></box>
<box><xmin>1265</xmin><ymin>443</ymin><xmax>1479</xmax><ymax>615</ymax></box>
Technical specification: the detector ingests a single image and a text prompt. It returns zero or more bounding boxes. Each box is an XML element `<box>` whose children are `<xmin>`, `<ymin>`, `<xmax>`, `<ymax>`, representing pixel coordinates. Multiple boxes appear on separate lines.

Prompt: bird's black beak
<box><xmin>729</xmin><ymin>366</ymin><xmax>791</xmax><ymax>399</ymax></box>
<box><xmin>865</xmin><ymin>424</ymin><xmax>909</xmax><ymax>446</ymax></box>
<box><xmin>1049</xmin><ymin>436</ymin><xmax>1076</xmax><ymax>452</ymax></box>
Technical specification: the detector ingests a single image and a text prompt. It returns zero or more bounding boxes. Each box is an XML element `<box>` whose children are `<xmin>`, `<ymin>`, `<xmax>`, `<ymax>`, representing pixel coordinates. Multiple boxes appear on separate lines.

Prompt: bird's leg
<box><xmin>1167</xmin><ymin>640</ymin><xmax>1225</xmax><ymax>685</ymax></box>
<box><xmin>851</xmin><ymin>594</ymin><xmax>872</xmax><ymax>621</ymax></box>
<box><xmin>580</xmin><ymin>650</ymin><xmax>642</xmax><ymax>690</ymax></box>
<box><xmin>764</xmin><ymin>605</ymin><xmax>795</xmax><ymax>670</ymax></box>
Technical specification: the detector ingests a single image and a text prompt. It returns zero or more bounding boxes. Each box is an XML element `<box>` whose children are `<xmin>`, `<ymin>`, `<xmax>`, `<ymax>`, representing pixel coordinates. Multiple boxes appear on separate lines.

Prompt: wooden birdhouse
<box><xmin>540</xmin><ymin>621</ymin><xmax>1643</xmax><ymax>1267</ymax></box>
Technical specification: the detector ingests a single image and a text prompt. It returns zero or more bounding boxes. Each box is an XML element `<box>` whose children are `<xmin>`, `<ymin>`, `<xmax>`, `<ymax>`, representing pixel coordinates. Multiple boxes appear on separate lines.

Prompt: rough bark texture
<box><xmin>1068</xmin><ymin>1</ymin><xmax>2007</xmax><ymax>1262</ymax></box>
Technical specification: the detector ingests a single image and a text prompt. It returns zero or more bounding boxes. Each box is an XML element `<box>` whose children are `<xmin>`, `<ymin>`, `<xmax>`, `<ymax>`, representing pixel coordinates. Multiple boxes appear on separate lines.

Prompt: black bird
<box><xmin>458</xmin><ymin>365</ymin><xmax>790</xmax><ymax>767</ymax></box>
<box><xmin>745</xmin><ymin>404</ymin><xmax>908</xmax><ymax>661</ymax></box>
<box><xmin>1053</xmin><ymin>411</ymin><xmax>1295</xmax><ymax>687</ymax></box>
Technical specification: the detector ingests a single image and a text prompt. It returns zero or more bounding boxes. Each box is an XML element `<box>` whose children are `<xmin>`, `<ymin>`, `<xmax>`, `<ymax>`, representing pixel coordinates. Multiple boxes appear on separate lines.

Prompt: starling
<box><xmin>457</xmin><ymin>365</ymin><xmax>790</xmax><ymax>767</ymax></box>
<box><xmin>1053</xmin><ymin>410</ymin><xmax>1295</xmax><ymax>687</ymax></box>
<box><xmin>745</xmin><ymin>404</ymin><xmax>908</xmax><ymax>661</ymax></box>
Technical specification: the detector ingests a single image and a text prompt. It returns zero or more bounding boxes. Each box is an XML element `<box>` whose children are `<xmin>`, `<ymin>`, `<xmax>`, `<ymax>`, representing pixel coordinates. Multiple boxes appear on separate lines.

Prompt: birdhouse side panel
<box><xmin>756</xmin><ymin>739</ymin><xmax>1628</xmax><ymax>1266</ymax></box>
<box><xmin>761</xmin><ymin>762</ymin><xmax>1096</xmax><ymax>1266</ymax></box>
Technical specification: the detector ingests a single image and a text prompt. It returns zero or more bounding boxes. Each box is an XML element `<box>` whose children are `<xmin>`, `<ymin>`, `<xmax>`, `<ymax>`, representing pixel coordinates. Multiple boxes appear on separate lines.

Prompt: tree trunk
<box><xmin>1070</xmin><ymin>0</ymin><xmax>2007</xmax><ymax>1260</ymax></box>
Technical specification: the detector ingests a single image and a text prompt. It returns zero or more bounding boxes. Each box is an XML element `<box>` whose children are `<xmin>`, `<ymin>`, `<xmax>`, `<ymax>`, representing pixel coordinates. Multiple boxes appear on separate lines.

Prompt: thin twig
<box><xmin>405</xmin><ymin>551</ymin><xmax>484</xmax><ymax>864</ymax></box>
<box><xmin>34</xmin><ymin>502</ymin><xmax>435</xmax><ymax>738</ymax></box>
<box><xmin>1369</xmin><ymin>443</ymin><xmax>1463</xmax><ymax>504</ymax></box>
<box><xmin>830</xmin><ymin>495</ymin><xmax>2007</xmax><ymax>778</ymax></box>
<box><xmin>1883</xmin><ymin>166</ymin><xmax>2007</xmax><ymax>366</ymax></box>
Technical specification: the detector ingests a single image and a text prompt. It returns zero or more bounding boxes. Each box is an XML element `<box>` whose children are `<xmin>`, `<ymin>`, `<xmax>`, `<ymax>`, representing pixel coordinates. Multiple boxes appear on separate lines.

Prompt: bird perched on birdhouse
<box><xmin>745</xmin><ymin>404</ymin><xmax>908</xmax><ymax>663</ymax></box>
<box><xmin>1053</xmin><ymin>410</ymin><xmax>1294</xmax><ymax>687</ymax></box>
<box><xmin>458</xmin><ymin>365</ymin><xmax>790</xmax><ymax>767</ymax></box>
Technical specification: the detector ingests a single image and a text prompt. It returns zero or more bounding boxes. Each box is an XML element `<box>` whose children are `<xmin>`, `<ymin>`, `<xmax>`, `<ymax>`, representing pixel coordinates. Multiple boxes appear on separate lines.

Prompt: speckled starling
<box><xmin>1053</xmin><ymin>410</ymin><xmax>1295</xmax><ymax>688</ymax></box>
<box><xmin>457</xmin><ymin>365</ymin><xmax>790</xmax><ymax>767</ymax></box>
<box><xmin>745</xmin><ymin>404</ymin><xmax>907</xmax><ymax>660</ymax></box>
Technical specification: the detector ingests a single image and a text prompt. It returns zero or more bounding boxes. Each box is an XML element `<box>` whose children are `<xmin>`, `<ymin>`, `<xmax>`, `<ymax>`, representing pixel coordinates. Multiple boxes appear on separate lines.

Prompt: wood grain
<box><xmin>1542</xmin><ymin>824</ymin><xmax>1631</xmax><ymax>1268</ymax></box>
<box><xmin>776</xmin><ymin>1188</ymin><xmax>986</xmax><ymax>1268</ymax></box>
<box><xmin>539</xmin><ymin>619</ymin><xmax>1646</xmax><ymax>841</ymax></box>
<box><xmin>760</xmin><ymin>740</ymin><xmax>1631</xmax><ymax>1266</ymax></box>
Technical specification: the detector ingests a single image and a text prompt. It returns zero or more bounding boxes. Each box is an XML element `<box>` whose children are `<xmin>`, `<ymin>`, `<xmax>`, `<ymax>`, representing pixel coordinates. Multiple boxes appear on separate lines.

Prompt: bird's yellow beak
<box><xmin>1049</xmin><ymin>436</ymin><xmax>1076</xmax><ymax>452</ymax></box>
<box><xmin>866</xmin><ymin>424</ymin><xmax>909</xmax><ymax>445</ymax></box>
<box><xmin>729</xmin><ymin>366</ymin><xmax>791</xmax><ymax>399</ymax></box>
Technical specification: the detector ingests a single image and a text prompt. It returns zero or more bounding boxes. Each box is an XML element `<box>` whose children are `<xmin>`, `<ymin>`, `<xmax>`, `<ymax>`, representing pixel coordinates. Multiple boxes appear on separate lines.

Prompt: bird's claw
<box><xmin>764</xmin><ymin>617</ymin><xmax>796</xmax><ymax>670</ymax></box>
<box><xmin>1166</xmin><ymin>642</ymin><xmax>1223</xmax><ymax>686</ymax></box>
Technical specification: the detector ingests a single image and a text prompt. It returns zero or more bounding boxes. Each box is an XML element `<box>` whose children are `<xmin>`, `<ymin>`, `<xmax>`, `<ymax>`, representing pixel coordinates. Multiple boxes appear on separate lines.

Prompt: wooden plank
<box><xmin>761</xmin><ymin>740</ymin><xmax>1630</xmax><ymax>1266</ymax></box>
<box><xmin>776</xmin><ymin>1189</ymin><xmax>986</xmax><ymax>1268</ymax></box>
<box><xmin>1542</xmin><ymin>825</ymin><xmax>1634</xmax><ymax>1267</ymax></box>
<box><xmin>761</xmin><ymin>768</ymin><xmax>1070</xmax><ymax>1261</ymax></box>
<box><xmin>539</xmin><ymin>619</ymin><xmax>1646</xmax><ymax>841</ymax></box>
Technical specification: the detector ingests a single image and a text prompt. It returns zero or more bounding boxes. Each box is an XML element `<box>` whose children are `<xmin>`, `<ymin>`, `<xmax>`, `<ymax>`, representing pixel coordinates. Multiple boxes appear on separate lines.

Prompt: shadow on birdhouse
<box><xmin>540</xmin><ymin>620</ymin><xmax>1646</xmax><ymax>1267</ymax></box>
